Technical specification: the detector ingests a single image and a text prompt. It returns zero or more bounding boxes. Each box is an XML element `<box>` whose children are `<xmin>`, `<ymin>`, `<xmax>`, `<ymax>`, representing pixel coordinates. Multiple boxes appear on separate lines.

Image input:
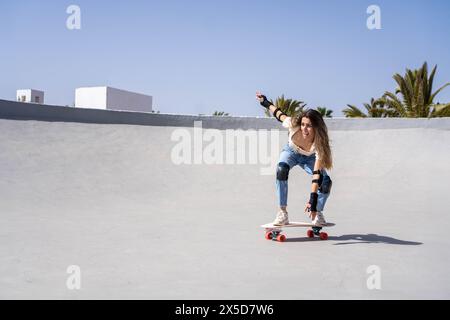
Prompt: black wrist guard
<box><xmin>260</xmin><ymin>95</ymin><xmax>272</xmax><ymax>109</ymax></box>
<box><xmin>309</xmin><ymin>192</ymin><xmax>318</xmax><ymax>212</ymax></box>
<box><xmin>273</xmin><ymin>107</ymin><xmax>287</xmax><ymax>123</ymax></box>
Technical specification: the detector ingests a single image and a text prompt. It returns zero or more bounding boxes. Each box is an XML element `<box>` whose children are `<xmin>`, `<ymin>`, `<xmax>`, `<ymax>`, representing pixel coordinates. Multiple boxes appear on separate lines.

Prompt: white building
<box><xmin>17</xmin><ymin>89</ymin><xmax>44</xmax><ymax>104</ymax></box>
<box><xmin>75</xmin><ymin>86</ymin><xmax>153</xmax><ymax>112</ymax></box>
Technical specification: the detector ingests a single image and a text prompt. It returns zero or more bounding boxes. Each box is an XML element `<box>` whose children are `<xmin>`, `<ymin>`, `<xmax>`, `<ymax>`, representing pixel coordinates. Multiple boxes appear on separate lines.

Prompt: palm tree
<box><xmin>342</xmin><ymin>98</ymin><xmax>392</xmax><ymax>118</ymax></box>
<box><xmin>212</xmin><ymin>111</ymin><xmax>230</xmax><ymax>116</ymax></box>
<box><xmin>342</xmin><ymin>105</ymin><xmax>367</xmax><ymax>118</ymax></box>
<box><xmin>316</xmin><ymin>107</ymin><xmax>333</xmax><ymax>118</ymax></box>
<box><xmin>430</xmin><ymin>103</ymin><xmax>450</xmax><ymax>117</ymax></box>
<box><xmin>264</xmin><ymin>94</ymin><xmax>307</xmax><ymax>118</ymax></box>
<box><xmin>382</xmin><ymin>62</ymin><xmax>450</xmax><ymax>118</ymax></box>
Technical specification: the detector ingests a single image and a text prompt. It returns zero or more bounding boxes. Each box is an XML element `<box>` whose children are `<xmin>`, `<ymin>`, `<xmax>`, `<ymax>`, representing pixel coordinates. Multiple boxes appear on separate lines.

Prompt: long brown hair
<box><xmin>292</xmin><ymin>109</ymin><xmax>333</xmax><ymax>170</ymax></box>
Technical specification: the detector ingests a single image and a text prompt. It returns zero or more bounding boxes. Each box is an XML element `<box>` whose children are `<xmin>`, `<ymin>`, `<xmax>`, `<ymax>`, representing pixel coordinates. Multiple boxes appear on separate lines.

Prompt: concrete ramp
<box><xmin>1</xmin><ymin>115</ymin><xmax>449</xmax><ymax>299</ymax></box>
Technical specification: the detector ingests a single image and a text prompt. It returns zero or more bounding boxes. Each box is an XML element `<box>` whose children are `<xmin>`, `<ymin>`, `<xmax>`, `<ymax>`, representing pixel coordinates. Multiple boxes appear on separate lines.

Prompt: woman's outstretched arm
<box><xmin>256</xmin><ymin>91</ymin><xmax>289</xmax><ymax>123</ymax></box>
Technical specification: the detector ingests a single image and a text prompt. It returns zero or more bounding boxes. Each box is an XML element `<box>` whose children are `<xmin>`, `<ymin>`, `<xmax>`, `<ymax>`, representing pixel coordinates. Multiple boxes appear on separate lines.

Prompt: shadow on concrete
<box><xmin>285</xmin><ymin>233</ymin><xmax>423</xmax><ymax>245</ymax></box>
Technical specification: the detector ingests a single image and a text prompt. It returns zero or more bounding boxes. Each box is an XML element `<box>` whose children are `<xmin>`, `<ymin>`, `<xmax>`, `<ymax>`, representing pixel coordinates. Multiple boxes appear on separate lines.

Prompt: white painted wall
<box><xmin>75</xmin><ymin>87</ymin><xmax>108</xmax><ymax>110</ymax></box>
<box><xmin>16</xmin><ymin>89</ymin><xmax>44</xmax><ymax>104</ymax></box>
<box><xmin>106</xmin><ymin>87</ymin><xmax>153</xmax><ymax>112</ymax></box>
<box><xmin>75</xmin><ymin>86</ymin><xmax>153</xmax><ymax>112</ymax></box>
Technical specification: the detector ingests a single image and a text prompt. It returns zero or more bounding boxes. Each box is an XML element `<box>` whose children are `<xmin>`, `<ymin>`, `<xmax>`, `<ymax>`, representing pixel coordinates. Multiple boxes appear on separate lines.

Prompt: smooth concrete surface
<box><xmin>1</xmin><ymin>116</ymin><xmax>450</xmax><ymax>300</ymax></box>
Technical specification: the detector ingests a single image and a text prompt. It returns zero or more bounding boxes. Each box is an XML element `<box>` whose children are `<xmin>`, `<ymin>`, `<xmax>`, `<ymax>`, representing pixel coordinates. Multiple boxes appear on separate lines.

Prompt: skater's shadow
<box><xmin>285</xmin><ymin>233</ymin><xmax>422</xmax><ymax>245</ymax></box>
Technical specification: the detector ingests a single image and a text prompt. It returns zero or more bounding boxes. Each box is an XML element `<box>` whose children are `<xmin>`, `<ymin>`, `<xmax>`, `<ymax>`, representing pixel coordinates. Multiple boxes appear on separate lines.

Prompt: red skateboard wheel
<box><xmin>319</xmin><ymin>232</ymin><xmax>328</xmax><ymax>240</ymax></box>
<box><xmin>277</xmin><ymin>234</ymin><xmax>286</xmax><ymax>242</ymax></box>
<box><xmin>265</xmin><ymin>232</ymin><xmax>273</xmax><ymax>240</ymax></box>
<box><xmin>307</xmin><ymin>229</ymin><xmax>314</xmax><ymax>238</ymax></box>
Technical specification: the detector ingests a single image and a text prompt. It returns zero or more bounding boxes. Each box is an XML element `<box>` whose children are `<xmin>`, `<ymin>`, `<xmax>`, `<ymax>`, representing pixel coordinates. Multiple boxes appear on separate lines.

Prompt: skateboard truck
<box><xmin>262</xmin><ymin>222</ymin><xmax>333</xmax><ymax>242</ymax></box>
<box><xmin>265</xmin><ymin>229</ymin><xmax>286</xmax><ymax>242</ymax></box>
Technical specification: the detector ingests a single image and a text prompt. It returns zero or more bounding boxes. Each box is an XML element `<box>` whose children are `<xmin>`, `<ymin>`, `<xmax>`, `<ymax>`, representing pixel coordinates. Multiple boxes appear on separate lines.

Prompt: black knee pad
<box><xmin>277</xmin><ymin>162</ymin><xmax>290</xmax><ymax>181</ymax></box>
<box><xmin>319</xmin><ymin>175</ymin><xmax>332</xmax><ymax>194</ymax></box>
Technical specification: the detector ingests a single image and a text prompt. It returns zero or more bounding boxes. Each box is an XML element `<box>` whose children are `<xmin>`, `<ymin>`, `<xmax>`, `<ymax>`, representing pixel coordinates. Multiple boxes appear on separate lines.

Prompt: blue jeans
<box><xmin>276</xmin><ymin>144</ymin><xmax>332</xmax><ymax>211</ymax></box>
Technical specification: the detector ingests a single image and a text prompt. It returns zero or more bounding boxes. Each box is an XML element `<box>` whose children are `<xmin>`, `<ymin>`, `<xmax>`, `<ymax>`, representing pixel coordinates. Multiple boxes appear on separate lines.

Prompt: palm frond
<box><xmin>430</xmin><ymin>83</ymin><xmax>450</xmax><ymax>103</ymax></box>
<box><xmin>342</xmin><ymin>105</ymin><xmax>367</xmax><ymax>118</ymax></box>
<box><xmin>431</xmin><ymin>103</ymin><xmax>450</xmax><ymax>117</ymax></box>
<box><xmin>317</xmin><ymin>107</ymin><xmax>333</xmax><ymax>118</ymax></box>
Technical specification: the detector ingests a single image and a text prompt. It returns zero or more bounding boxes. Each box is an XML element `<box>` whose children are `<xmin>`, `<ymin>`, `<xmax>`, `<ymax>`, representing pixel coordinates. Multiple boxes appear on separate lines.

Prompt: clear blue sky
<box><xmin>1</xmin><ymin>0</ymin><xmax>449</xmax><ymax>117</ymax></box>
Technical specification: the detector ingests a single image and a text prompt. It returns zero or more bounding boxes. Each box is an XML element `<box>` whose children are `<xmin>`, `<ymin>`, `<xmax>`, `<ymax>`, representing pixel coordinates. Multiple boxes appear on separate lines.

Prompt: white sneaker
<box><xmin>312</xmin><ymin>211</ymin><xmax>326</xmax><ymax>226</ymax></box>
<box><xmin>273</xmin><ymin>210</ymin><xmax>289</xmax><ymax>226</ymax></box>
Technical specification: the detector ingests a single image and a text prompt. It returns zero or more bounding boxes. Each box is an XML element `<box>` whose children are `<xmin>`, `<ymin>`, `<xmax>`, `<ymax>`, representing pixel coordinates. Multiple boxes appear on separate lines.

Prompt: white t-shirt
<box><xmin>282</xmin><ymin>116</ymin><xmax>320</xmax><ymax>160</ymax></box>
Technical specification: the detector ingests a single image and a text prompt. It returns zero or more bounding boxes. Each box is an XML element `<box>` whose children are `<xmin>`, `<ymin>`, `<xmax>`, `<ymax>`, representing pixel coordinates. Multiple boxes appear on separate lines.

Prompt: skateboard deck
<box><xmin>261</xmin><ymin>221</ymin><xmax>335</xmax><ymax>242</ymax></box>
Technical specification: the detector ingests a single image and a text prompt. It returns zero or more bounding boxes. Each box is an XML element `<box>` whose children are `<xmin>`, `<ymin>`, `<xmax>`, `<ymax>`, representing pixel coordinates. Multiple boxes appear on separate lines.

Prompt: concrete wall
<box><xmin>1</xmin><ymin>99</ymin><xmax>449</xmax><ymax>131</ymax></box>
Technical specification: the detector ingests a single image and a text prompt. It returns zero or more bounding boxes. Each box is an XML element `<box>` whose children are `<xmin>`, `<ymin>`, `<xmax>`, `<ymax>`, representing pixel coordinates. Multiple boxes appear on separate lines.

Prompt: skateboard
<box><xmin>261</xmin><ymin>222</ymin><xmax>335</xmax><ymax>242</ymax></box>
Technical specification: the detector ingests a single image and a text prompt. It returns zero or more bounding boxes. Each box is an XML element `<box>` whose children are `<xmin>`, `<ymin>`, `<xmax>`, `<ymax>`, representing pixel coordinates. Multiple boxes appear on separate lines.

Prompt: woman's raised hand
<box><xmin>256</xmin><ymin>91</ymin><xmax>263</xmax><ymax>102</ymax></box>
<box><xmin>256</xmin><ymin>91</ymin><xmax>270</xmax><ymax>109</ymax></box>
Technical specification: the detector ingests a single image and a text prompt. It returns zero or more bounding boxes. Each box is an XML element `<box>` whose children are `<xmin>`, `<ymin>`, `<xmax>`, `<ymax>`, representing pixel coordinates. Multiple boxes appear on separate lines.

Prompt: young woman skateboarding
<box><xmin>256</xmin><ymin>91</ymin><xmax>333</xmax><ymax>226</ymax></box>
